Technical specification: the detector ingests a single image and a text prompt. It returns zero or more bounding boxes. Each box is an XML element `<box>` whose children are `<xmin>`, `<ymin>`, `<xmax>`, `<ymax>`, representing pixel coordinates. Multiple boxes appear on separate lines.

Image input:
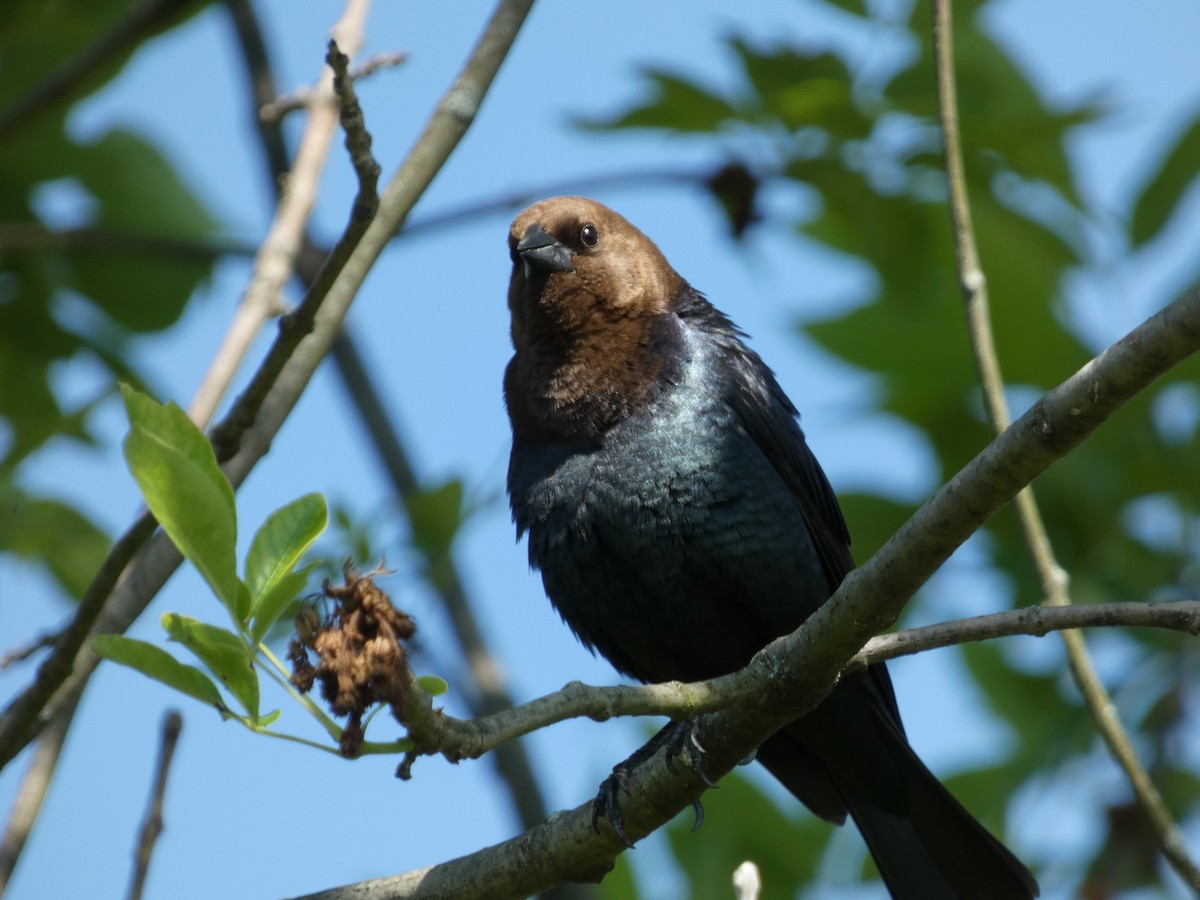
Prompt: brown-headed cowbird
<box><xmin>504</xmin><ymin>196</ymin><xmax>1038</xmax><ymax>899</ymax></box>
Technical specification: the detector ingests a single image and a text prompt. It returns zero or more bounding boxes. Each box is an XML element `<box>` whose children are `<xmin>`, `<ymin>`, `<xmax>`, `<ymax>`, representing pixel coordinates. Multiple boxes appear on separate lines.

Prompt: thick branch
<box><xmin>295</xmin><ymin>276</ymin><xmax>1200</xmax><ymax>899</ymax></box>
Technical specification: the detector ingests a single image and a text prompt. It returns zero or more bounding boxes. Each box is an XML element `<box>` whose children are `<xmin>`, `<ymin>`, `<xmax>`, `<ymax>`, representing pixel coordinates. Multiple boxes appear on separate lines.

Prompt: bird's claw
<box><xmin>665</xmin><ymin>719</ymin><xmax>718</xmax><ymax>788</ymax></box>
<box><xmin>593</xmin><ymin>765</ymin><xmax>635</xmax><ymax>847</ymax></box>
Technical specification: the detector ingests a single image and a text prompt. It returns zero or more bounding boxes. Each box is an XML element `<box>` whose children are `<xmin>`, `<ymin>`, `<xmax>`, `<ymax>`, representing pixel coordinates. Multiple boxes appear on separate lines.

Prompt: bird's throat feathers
<box><xmin>504</xmin><ymin>291</ymin><xmax>687</xmax><ymax>444</ymax></box>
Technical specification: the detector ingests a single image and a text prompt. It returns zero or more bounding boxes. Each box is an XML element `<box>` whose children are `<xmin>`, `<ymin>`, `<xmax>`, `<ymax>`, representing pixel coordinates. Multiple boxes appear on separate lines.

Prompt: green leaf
<box><xmin>405</xmin><ymin>478</ymin><xmax>466</xmax><ymax>564</ymax></box>
<box><xmin>249</xmin><ymin>568</ymin><xmax>312</xmax><ymax>644</ymax></box>
<box><xmin>416</xmin><ymin>675</ymin><xmax>449</xmax><ymax>697</ymax></box>
<box><xmin>581</xmin><ymin>71</ymin><xmax>740</xmax><ymax>134</ymax></box>
<box><xmin>162</xmin><ymin>613</ymin><xmax>259</xmax><ymax>717</ymax></box>
<box><xmin>93</xmin><ymin>634</ymin><xmax>224</xmax><ymax>709</ymax></box>
<box><xmin>245</xmin><ymin>493</ymin><xmax>327</xmax><ymax>607</ymax></box>
<box><xmin>120</xmin><ymin>385</ymin><xmax>238</xmax><ymax>612</ymax></box>
<box><xmin>1130</xmin><ymin>113</ymin><xmax>1200</xmax><ymax>247</ymax></box>
<box><xmin>68</xmin><ymin>129</ymin><xmax>217</xmax><ymax>332</ymax></box>
<box><xmin>0</xmin><ymin>484</ymin><xmax>111</xmax><ymax>600</ymax></box>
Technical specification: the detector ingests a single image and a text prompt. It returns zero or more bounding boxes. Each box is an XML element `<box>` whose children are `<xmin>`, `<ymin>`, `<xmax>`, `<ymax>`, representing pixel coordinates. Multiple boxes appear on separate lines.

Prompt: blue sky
<box><xmin>3</xmin><ymin>1</ymin><xmax>1200</xmax><ymax>897</ymax></box>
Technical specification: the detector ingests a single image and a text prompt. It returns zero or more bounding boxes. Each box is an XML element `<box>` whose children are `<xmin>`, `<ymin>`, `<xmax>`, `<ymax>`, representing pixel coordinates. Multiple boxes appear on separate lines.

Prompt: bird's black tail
<box><xmin>758</xmin><ymin>713</ymin><xmax>1038</xmax><ymax>899</ymax></box>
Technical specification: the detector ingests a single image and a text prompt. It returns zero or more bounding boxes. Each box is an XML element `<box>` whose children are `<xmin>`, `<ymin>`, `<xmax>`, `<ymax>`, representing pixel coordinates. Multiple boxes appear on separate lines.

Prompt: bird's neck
<box><xmin>505</xmin><ymin>314</ymin><xmax>680</xmax><ymax>444</ymax></box>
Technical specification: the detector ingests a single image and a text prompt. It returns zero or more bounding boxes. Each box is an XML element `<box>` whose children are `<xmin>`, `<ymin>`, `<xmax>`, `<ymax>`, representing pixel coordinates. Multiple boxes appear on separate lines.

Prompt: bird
<box><xmin>503</xmin><ymin>195</ymin><xmax>1039</xmax><ymax>899</ymax></box>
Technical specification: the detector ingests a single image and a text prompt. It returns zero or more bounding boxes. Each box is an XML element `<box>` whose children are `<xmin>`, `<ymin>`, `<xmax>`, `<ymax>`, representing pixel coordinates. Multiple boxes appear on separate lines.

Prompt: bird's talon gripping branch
<box><xmin>592</xmin><ymin>766</ymin><xmax>635</xmax><ymax>847</ymax></box>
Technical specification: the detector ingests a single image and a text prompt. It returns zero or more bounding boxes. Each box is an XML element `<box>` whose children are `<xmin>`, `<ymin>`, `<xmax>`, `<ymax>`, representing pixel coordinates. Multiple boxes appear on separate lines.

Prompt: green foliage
<box><xmin>1130</xmin><ymin>112</ymin><xmax>1200</xmax><ymax>247</ymax></box>
<box><xmin>0</xmin><ymin>0</ymin><xmax>219</xmax><ymax>609</ymax></box>
<box><xmin>589</xmin><ymin>0</ymin><xmax>1200</xmax><ymax>894</ymax></box>
<box><xmin>99</xmin><ymin>387</ymin><xmax>444</xmax><ymax>755</ymax></box>
<box><xmin>0</xmin><ymin>484</ymin><xmax>111</xmax><ymax>599</ymax></box>
<box><xmin>121</xmin><ymin>385</ymin><xmax>240</xmax><ymax>613</ymax></box>
<box><xmin>92</xmin><ymin>634</ymin><xmax>225</xmax><ymax>710</ymax></box>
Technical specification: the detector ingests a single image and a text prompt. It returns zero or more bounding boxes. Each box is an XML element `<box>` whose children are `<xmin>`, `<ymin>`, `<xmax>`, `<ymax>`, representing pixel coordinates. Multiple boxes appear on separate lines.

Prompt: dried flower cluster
<box><xmin>289</xmin><ymin>563</ymin><xmax>416</xmax><ymax>757</ymax></box>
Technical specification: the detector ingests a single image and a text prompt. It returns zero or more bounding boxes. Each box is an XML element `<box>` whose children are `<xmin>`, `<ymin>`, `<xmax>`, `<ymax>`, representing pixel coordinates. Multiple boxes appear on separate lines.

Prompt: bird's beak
<box><xmin>516</xmin><ymin>223</ymin><xmax>575</xmax><ymax>277</ymax></box>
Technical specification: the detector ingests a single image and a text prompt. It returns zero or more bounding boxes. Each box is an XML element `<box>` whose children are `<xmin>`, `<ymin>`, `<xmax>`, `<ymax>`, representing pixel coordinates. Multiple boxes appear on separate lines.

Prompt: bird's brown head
<box><xmin>504</xmin><ymin>196</ymin><xmax>687</xmax><ymax>443</ymax></box>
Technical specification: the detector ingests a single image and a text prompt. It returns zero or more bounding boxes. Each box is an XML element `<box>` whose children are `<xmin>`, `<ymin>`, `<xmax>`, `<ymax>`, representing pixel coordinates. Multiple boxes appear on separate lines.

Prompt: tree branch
<box><xmin>0</xmin><ymin>223</ymin><xmax>255</xmax><ymax>261</ymax></box>
<box><xmin>261</xmin><ymin>51</ymin><xmax>410</xmax><ymax>123</ymax></box>
<box><xmin>0</xmin><ymin>694</ymin><xmax>79</xmax><ymax>894</ymax></box>
<box><xmin>931</xmin><ymin>0</ymin><xmax>1200</xmax><ymax>888</ymax></box>
<box><xmin>393</xmin><ymin>600</ymin><xmax>1200</xmax><ymax>768</ymax></box>
<box><xmin>188</xmin><ymin>7</ymin><xmax>372</xmax><ymax>429</ymax></box>
<box><xmin>127</xmin><ymin>711</ymin><xmax>183</xmax><ymax>900</ymax></box>
<box><xmin>293</xmin><ymin>282</ymin><xmax>1200</xmax><ymax>899</ymax></box>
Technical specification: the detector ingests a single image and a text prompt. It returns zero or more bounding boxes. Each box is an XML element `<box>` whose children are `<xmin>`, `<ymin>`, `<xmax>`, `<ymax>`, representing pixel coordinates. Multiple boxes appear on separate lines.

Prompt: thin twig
<box><xmin>188</xmin><ymin>4</ymin><xmax>371</xmax><ymax>429</ymax></box>
<box><xmin>261</xmin><ymin>51</ymin><xmax>410</xmax><ymax>122</ymax></box>
<box><xmin>0</xmin><ymin>633</ymin><xmax>58</xmax><ymax>670</ymax></box>
<box><xmin>229</xmin><ymin>0</ymin><xmax>552</xmax><ymax>842</ymax></box>
<box><xmin>128</xmin><ymin>711</ymin><xmax>183</xmax><ymax>900</ymax></box>
<box><xmin>291</xmin><ymin>284</ymin><xmax>1200</xmax><ymax>899</ymax></box>
<box><xmin>0</xmin><ymin>224</ymin><xmax>255</xmax><ymax>261</ymax></box>
<box><xmin>0</xmin><ymin>0</ymin><xmax>203</xmax><ymax>143</ymax></box>
<box><xmin>931</xmin><ymin>0</ymin><xmax>1200</xmax><ymax>887</ymax></box>
<box><xmin>326</xmin><ymin>40</ymin><xmax>381</xmax><ymax>223</ymax></box>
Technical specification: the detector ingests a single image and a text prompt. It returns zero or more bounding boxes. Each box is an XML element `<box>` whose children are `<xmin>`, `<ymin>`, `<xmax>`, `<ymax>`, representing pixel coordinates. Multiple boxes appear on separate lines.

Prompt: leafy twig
<box><xmin>931</xmin><ymin>0</ymin><xmax>1200</xmax><ymax>888</ymax></box>
<box><xmin>0</xmin><ymin>0</ymin><xmax>538</xmax><ymax>778</ymax></box>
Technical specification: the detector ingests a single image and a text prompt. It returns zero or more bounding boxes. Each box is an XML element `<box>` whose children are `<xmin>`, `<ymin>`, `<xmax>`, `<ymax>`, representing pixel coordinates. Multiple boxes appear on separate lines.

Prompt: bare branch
<box><xmin>188</xmin><ymin>3</ymin><xmax>372</xmax><ymax>429</ymax></box>
<box><xmin>931</xmin><ymin>0</ymin><xmax>1200</xmax><ymax>888</ymax></box>
<box><xmin>127</xmin><ymin>711</ymin><xmax>184</xmax><ymax>900</ymax></box>
<box><xmin>326</xmin><ymin>40</ymin><xmax>381</xmax><ymax>223</ymax></box>
<box><xmin>261</xmin><ymin>51</ymin><xmax>410</xmax><ymax>123</ymax></box>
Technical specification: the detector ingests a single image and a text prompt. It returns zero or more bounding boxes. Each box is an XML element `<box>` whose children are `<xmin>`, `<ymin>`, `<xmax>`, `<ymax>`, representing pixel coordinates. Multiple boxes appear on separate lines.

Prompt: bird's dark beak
<box><xmin>516</xmin><ymin>223</ymin><xmax>575</xmax><ymax>276</ymax></box>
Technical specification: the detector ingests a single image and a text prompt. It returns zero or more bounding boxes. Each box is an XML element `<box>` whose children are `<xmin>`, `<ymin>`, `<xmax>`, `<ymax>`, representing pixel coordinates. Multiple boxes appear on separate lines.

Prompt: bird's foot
<box><xmin>592</xmin><ymin>719</ymin><xmax>714</xmax><ymax>844</ymax></box>
<box><xmin>663</xmin><ymin>718</ymin><xmax>717</xmax><ymax>788</ymax></box>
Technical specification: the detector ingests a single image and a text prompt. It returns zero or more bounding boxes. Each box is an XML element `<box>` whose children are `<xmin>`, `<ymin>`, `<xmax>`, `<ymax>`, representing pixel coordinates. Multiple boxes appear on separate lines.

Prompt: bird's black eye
<box><xmin>580</xmin><ymin>224</ymin><xmax>600</xmax><ymax>248</ymax></box>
